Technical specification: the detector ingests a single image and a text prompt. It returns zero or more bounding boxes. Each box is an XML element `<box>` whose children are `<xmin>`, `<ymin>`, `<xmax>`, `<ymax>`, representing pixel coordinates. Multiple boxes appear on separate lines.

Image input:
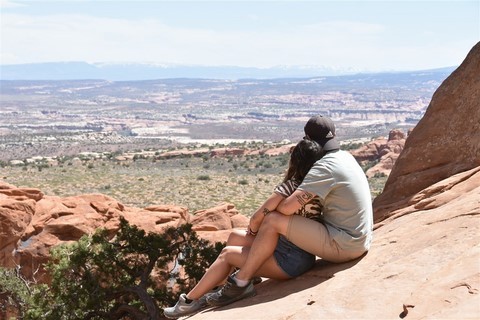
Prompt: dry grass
<box><xmin>1</xmin><ymin>152</ymin><xmax>386</xmax><ymax>216</ymax></box>
<box><xmin>1</xmin><ymin>155</ymin><xmax>286</xmax><ymax>215</ymax></box>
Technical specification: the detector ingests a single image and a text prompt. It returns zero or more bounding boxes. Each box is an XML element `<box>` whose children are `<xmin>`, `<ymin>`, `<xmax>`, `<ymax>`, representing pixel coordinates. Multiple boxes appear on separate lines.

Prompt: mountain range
<box><xmin>0</xmin><ymin>61</ymin><xmax>456</xmax><ymax>81</ymax></box>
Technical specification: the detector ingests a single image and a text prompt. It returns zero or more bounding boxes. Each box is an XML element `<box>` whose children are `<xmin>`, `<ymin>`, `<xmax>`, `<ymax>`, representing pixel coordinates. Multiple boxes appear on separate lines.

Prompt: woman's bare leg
<box><xmin>186</xmin><ymin>241</ymin><xmax>289</xmax><ymax>300</ymax></box>
<box><xmin>185</xmin><ymin>231</ymin><xmax>254</xmax><ymax>300</ymax></box>
<box><xmin>235</xmin><ymin>212</ymin><xmax>291</xmax><ymax>282</ymax></box>
<box><xmin>227</xmin><ymin>230</ymin><xmax>255</xmax><ymax>247</ymax></box>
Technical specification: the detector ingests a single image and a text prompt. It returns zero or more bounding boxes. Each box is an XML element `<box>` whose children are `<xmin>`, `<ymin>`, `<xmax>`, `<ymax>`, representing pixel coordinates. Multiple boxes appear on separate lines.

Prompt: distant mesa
<box><xmin>0</xmin><ymin>61</ymin><xmax>456</xmax><ymax>81</ymax></box>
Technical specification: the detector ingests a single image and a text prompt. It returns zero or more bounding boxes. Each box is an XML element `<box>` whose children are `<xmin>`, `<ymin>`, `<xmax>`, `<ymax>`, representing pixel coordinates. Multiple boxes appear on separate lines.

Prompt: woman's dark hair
<box><xmin>284</xmin><ymin>139</ymin><xmax>323</xmax><ymax>183</ymax></box>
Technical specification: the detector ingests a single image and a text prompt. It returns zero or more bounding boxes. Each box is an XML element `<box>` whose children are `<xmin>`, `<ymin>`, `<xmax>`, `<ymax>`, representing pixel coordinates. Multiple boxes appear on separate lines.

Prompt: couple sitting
<box><xmin>164</xmin><ymin>115</ymin><xmax>373</xmax><ymax>319</ymax></box>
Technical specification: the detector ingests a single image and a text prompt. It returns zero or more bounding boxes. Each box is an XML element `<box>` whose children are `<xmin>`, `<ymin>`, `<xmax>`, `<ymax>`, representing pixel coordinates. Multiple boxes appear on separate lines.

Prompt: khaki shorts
<box><xmin>286</xmin><ymin>215</ymin><xmax>366</xmax><ymax>263</ymax></box>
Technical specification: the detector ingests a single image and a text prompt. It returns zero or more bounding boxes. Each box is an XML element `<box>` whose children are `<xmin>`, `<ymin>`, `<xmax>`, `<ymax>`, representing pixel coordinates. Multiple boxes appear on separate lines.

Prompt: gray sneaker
<box><xmin>206</xmin><ymin>275</ymin><xmax>256</xmax><ymax>307</ymax></box>
<box><xmin>163</xmin><ymin>293</ymin><xmax>208</xmax><ymax>319</ymax></box>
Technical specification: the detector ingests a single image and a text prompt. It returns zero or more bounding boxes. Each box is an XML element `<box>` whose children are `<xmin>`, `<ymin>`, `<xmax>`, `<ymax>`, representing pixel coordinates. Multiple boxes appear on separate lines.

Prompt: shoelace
<box><xmin>217</xmin><ymin>279</ymin><xmax>236</xmax><ymax>297</ymax></box>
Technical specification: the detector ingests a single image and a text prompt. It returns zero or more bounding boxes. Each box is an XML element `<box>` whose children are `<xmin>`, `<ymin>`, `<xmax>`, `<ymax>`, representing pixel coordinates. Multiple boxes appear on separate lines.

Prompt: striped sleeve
<box><xmin>274</xmin><ymin>180</ymin><xmax>299</xmax><ymax>197</ymax></box>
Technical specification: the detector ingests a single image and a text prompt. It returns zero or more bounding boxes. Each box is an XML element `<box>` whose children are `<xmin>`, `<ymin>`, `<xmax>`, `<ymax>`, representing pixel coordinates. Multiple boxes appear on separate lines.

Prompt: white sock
<box><xmin>233</xmin><ymin>275</ymin><xmax>249</xmax><ymax>287</ymax></box>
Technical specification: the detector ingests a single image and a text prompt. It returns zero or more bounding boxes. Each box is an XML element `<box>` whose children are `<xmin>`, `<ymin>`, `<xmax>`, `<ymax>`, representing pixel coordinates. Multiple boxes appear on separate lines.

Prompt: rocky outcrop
<box><xmin>210</xmin><ymin>148</ymin><xmax>246</xmax><ymax>157</ymax></box>
<box><xmin>248</xmin><ymin>144</ymin><xmax>296</xmax><ymax>156</ymax></box>
<box><xmin>373</xmin><ymin>42</ymin><xmax>480</xmax><ymax>222</ymax></box>
<box><xmin>157</xmin><ymin>145</ymin><xmax>295</xmax><ymax>160</ymax></box>
<box><xmin>190</xmin><ymin>167</ymin><xmax>480</xmax><ymax>319</ymax></box>
<box><xmin>0</xmin><ymin>181</ymin><xmax>248</xmax><ymax>282</ymax></box>
<box><xmin>187</xmin><ymin>42</ymin><xmax>480</xmax><ymax>320</ymax></box>
<box><xmin>350</xmin><ymin>129</ymin><xmax>407</xmax><ymax>177</ymax></box>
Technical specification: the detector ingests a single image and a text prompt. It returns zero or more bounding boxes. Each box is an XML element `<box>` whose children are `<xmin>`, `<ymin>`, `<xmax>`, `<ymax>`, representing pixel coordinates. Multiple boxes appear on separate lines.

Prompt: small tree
<box><xmin>26</xmin><ymin>217</ymin><xmax>224</xmax><ymax>320</ymax></box>
<box><xmin>0</xmin><ymin>267</ymin><xmax>33</xmax><ymax>320</ymax></box>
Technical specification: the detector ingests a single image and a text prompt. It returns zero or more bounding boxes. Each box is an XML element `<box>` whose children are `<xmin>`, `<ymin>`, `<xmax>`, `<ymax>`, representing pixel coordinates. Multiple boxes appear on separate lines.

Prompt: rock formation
<box><xmin>0</xmin><ymin>182</ymin><xmax>248</xmax><ymax>282</ymax></box>
<box><xmin>373</xmin><ymin>42</ymin><xmax>480</xmax><ymax>222</ymax></box>
<box><xmin>350</xmin><ymin>128</ymin><xmax>407</xmax><ymax>177</ymax></box>
<box><xmin>191</xmin><ymin>167</ymin><xmax>480</xmax><ymax>319</ymax></box>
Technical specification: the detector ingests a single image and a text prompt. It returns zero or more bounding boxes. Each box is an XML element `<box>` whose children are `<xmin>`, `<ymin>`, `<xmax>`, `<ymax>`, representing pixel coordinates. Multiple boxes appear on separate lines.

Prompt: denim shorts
<box><xmin>273</xmin><ymin>235</ymin><xmax>316</xmax><ymax>278</ymax></box>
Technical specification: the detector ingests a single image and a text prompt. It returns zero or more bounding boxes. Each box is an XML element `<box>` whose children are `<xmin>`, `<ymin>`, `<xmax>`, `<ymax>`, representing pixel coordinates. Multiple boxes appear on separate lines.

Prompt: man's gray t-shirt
<box><xmin>298</xmin><ymin>150</ymin><xmax>373</xmax><ymax>251</ymax></box>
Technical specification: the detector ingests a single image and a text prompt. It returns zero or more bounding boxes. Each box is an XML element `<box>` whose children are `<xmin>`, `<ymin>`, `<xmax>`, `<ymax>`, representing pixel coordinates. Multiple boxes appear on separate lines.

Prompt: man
<box><xmin>207</xmin><ymin>115</ymin><xmax>373</xmax><ymax>307</ymax></box>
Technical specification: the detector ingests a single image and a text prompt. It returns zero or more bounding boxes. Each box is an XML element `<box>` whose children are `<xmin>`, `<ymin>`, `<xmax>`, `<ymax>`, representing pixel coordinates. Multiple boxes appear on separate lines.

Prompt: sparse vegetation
<box><xmin>2</xmin><ymin>144</ymin><xmax>286</xmax><ymax>214</ymax></box>
<box><xmin>1</xmin><ymin>142</ymin><xmax>388</xmax><ymax>213</ymax></box>
<box><xmin>0</xmin><ymin>268</ymin><xmax>32</xmax><ymax>320</ymax></box>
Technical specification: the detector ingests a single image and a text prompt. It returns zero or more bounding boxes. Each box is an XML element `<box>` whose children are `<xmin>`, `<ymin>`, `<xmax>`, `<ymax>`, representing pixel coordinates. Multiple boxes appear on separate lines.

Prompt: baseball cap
<box><xmin>304</xmin><ymin>115</ymin><xmax>340</xmax><ymax>151</ymax></box>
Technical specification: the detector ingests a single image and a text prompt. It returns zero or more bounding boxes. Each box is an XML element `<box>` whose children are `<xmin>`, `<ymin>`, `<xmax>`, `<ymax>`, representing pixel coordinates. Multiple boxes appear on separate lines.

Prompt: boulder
<box><xmin>0</xmin><ymin>184</ymin><xmax>244</xmax><ymax>281</ymax></box>
<box><xmin>0</xmin><ymin>198</ymin><xmax>36</xmax><ymax>268</ymax></box>
<box><xmin>191</xmin><ymin>202</ymin><xmax>248</xmax><ymax>232</ymax></box>
<box><xmin>350</xmin><ymin>129</ymin><xmax>406</xmax><ymax>178</ymax></box>
<box><xmin>373</xmin><ymin>42</ymin><xmax>480</xmax><ymax>221</ymax></box>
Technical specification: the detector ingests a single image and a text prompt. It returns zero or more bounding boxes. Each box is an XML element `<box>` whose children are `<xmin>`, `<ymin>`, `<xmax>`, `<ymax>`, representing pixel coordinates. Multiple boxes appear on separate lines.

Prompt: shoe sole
<box><xmin>163</xmin><ymin>300</ymin><xmax>208</xmax><ymax>319</ymax></box>
<box><xmin>164</xmin><ymin>304</ymin><xmax>208</xmax><ymax>319</ymax></box>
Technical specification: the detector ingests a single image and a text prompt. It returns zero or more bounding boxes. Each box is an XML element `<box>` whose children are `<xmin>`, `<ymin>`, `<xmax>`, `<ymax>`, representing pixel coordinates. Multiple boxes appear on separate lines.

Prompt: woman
<box><xmin>164</xmin><ymin>139</ymin><xmax>324</xmax><ymax>319</ymax></box>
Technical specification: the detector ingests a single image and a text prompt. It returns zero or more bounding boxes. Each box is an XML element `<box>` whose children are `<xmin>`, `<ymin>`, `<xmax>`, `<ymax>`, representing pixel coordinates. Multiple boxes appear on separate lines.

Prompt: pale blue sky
<box><xmin>1</xmin><ymin>0</ymin><xmax>479</xmax><ymax>71</ymax></box>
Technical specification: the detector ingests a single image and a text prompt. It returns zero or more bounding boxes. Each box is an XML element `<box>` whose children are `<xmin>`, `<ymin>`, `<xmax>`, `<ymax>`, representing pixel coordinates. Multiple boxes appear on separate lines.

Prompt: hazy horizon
<box><xmin>1</xmin><ymin>0</ymin><xmax>478</xmax><ymax>73</ymax></box>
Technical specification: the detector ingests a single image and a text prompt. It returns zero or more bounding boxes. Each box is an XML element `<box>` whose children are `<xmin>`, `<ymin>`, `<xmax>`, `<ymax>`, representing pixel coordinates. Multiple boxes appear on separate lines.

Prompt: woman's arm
<box><xmin>248</xmin><ymin>192</ymin><xmax>285</xmax><ymax>234</ymax></box>
<box><xmin>276</xmin><ymin>189</ymin><xmax>316</xmax><ymax>215</ymax></box>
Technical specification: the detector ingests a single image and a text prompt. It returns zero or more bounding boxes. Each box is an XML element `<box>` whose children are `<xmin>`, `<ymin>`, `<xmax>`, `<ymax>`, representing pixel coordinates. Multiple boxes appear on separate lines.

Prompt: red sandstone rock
<box><xmin>248</xmin><ymin>144</ymin><xmax>296</xmax><ymax>156</ymax></box>
<box><xmin>0</xmin><ymin>198</ymin><xmax>36</xmax><ymax>268</ymax></box>
<box><xmin>0</xmin><ymin>185</ymin><xmax>243</xmax><ymax>281</ymax></box>
<box><xmin>0</xmin><ymin>187</ymin><xmax>44</xmax><ymax>201</ymax></box>
<box><xmin>157</xmin><ymin>148</ymin><xmax>210</xmax><ymax>159</ymax></box>
<box><xmin>374</xmin><ymin>42</ymin><xmax>480</xmax><ymax>222</ymax></box>
<box><xmin>350</xmin><ymin>129</ymin><xmax>406</xmax><ymax>177</ymax></box>
<box><xmin>210</xmin><ymin>148</ymin><xmax>246</xmax><ymax>157</ymax></box>
<box><xmin>191</xmin><ymin>203</ymin><xmax>242</xmax><ymax>231</ymax></box>
<box><xmin>350</xmin><ymin>137</ymin><xmax>388</xmax><ymax>162</ymax></box>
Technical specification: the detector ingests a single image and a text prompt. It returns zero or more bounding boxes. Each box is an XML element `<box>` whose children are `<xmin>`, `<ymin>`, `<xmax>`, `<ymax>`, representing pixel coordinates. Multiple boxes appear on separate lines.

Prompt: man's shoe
<box><xmin>206</xmin><ymin>275</ymin><xmax>255</xmax><ymax>307</ymax></box>
<box><xmin>163</xmin><ymin>293</ymin><xmax>208</xmax><ymax>319</ymax></box>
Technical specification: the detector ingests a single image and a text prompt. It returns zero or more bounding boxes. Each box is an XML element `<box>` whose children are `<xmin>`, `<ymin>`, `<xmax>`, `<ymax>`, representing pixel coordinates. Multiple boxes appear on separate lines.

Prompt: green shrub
<box><xmin>0</xmin><ymin>268</ymin><xmax>32</xmax><ymax>320</ymax></box>
<box><xmin>25</xmin><ymin>218</ymin><xmax>224</xmax><ymax>320</ymax></box>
